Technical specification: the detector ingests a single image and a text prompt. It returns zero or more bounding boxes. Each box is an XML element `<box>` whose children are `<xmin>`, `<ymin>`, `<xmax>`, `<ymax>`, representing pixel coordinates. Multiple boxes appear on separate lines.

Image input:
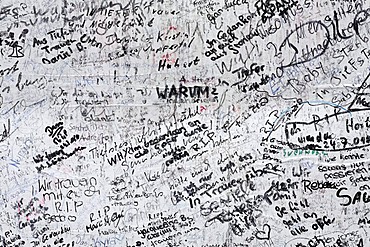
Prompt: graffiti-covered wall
<box><xmin>0</xmin><ymin>0</ymin><xmax>369</xmax><ymax>246</ymax></box>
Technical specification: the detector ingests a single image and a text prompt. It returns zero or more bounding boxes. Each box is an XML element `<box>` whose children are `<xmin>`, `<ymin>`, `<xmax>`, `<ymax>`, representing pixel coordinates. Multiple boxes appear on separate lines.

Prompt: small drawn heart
<box><xmin>255</xmin><ymin>224</ymin><xmax>271</xmax><ymax>240</ymax></box>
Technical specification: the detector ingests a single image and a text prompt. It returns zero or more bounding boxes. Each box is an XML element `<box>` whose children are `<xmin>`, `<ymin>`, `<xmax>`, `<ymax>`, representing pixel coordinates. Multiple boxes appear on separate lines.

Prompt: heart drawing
<box><xmin>255</xmin><ymin>224</ymin><xmax>271</xmax><ymax>240</ymax></box>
